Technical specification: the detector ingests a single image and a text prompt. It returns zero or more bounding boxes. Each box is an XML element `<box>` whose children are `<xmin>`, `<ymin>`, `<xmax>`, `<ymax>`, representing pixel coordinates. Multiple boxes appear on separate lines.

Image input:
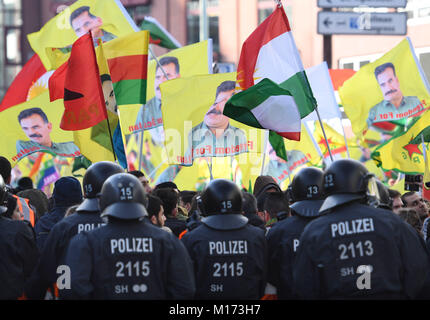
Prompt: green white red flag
<box><xmin>140</xmin><ymin>16</ymin><xmax>181</xmax><ymax>49</ymax></box>
<box><xmin>224</xmin><ymin>5</ymin><xmax>316</xmax><ymax>143</ymax></box>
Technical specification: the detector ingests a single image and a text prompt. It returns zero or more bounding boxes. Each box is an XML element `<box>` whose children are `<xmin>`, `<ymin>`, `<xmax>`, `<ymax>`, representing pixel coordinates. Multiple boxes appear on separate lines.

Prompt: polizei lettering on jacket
<box><xmin>208</xmin><ymin>240</ymin><xmax>248</xmax><ymax>255</ymax></box>
<box><xmin>77</xmin><ymin>222</ymin><xmax>105</xmax><ymax>233</ymax></box>
<box><xmin>331</xmin><ymin>218</ymin><xmax>375</xmax><ymax>238</ymax></box>
<box><xmin>110</xmin><ymin>237</ymin><xmax>153</xmax><ymax>254</ymax></box>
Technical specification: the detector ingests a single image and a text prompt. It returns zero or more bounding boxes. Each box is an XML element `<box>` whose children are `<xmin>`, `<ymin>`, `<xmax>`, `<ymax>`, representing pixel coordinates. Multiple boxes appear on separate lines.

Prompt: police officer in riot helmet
<box><xmin>26</xmin><ymin>161</ymin><xmax>125</xmax><ymax>299</ymax></box>
<box><xmin>375</xmin><ymin>180</ymin><xmax>392</xmax><ymax>211</ymax></box>
<box><xmin>0</xmin><ymin>175</ymin><xmax>39</xmax><ymax>299</ymax></box>
<box><xmin>266</xmin><ymin>167</ymin><xmax>326</xmax><ymax>299</ymax></box>
<box><xmin>181</xmin><ymin>179</ymin><xmax>267</xmax><ymax>299</ymax></box>
<box><xmin>293</xmin><ymin>159</ymin><xmax>430</xmax><ymax>299</ymax></box>
<box><xmin>65</xmin><ymin>173</ymin><xmax>195</xmax><ymax>299</ymax></box>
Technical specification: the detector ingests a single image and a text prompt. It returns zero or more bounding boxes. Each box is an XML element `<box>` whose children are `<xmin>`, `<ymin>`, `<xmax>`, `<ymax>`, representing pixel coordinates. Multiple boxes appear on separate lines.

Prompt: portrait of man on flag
<box><xmin>160</xmin><ymin>73</ymin><xmax>259</xmax><ymax>167</ymax></box>
<box><xmin>28</xmin><ymin>0</ymin><xmax>137</xmax><ymax>70</ymax></box>
<box><xmin>340</xmin><ymin>38</ymin><xmax>430</xmax><ymax>137</ymax></box>
<box><xmin>16</xmin><ymin>107</ymin><xmax>80</xmax><ymax>159</ymax></box>
<box><xmin>185</xmin><ymin>80</ymin><xmax>248</xmax><ymax>160</ymax></box>
<box><xmin>70</xmin><ymin>6</ymin><xmax>116</xmax><ymax>41</ymax></box>
<box><xmin>135</xmin><ymin>56</ymin><xmax>181</xmax><ymax>134</ymax></box>
<box><xmin>367</xmin><ymin>62</ymin><xmax>422</xmax><ymax>127</ymax></box>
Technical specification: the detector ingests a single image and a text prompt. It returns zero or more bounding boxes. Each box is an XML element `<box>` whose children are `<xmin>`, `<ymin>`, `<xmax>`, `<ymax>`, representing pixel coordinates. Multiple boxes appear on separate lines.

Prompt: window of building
<box><xmin>257</xmin><ymin>0</ymin><xmax>292</xmax><ymax>25</ymax></box>
<box><xmin>338</xmin><ymin>53</ymin><xmax>382</xmax><ymax>70</ymax></box>
<box><xmin>398</xmin><ymin>0</ymin><xmax>430</xmax><ymax>25</ymax></box>
<box><xmin>125</xmin><ymin>4</ymin><xmax>151</xmax><ymax>25</ymax></box>
<box><xmin>186</xmin><ymin>0</ymin><xmax>219</xmax><ymax>52</ymax></box>
<box><xmin>338</xmin><ymin>46</ymin><xmax>430</xmax><ymax>87</ymax></box>
<box><xmin>0</xmin><ymin>0</ymin><xmax>23</xmax><ymax>99</ymax></box>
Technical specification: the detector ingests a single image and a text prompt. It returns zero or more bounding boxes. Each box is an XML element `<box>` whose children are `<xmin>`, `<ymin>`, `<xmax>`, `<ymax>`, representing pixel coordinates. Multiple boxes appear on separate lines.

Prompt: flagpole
<box><xmin>138</xmin><ymin>130</ymin><xmax>145</xmax><ymax>171</ymax></box>
<box><xmin>422</xmin><ymin>133</ymin><xmax>427</xmax><ymax>197</ymax></box>
<box><xmin>92</xmin><ymin>33</ymin><xmax>116</xmax><ymax>162</ymax></box>
<box><xmin>315</xmin><ymin>106</ymin><xmax>334</xmax><ymax>161</ymax></box>
<box><xmin>206</xmin><ymin>157</ymin><xmax>214</xmax><ymax>181</ymax></box>
<box><xmin>140</xmin><ymin>46</ymin><xmax>170</xmax><ymax>171</ymax></box>
<box><xmin>260</xmin><ymin>130</ymin><xmax>269</xmax><ymax>175</ymax></box>
<box><xmin>304</xmin><ymin>121</ymin><xmax>324</xmax><ymax>164</ymax></box>
<box><xmin>148</xmin><ymin>46</ymin><xmax>170</xmax><ymax>80</ymax></box>
<box><xmin>339</xmin><ymin>117</ymin><xmax>351</xmax><ymax>158</ymax></box>
<box><xmin>274</xmin><ymin>0</ymin><xmax>283</xmax><ymax>8</ymax></box>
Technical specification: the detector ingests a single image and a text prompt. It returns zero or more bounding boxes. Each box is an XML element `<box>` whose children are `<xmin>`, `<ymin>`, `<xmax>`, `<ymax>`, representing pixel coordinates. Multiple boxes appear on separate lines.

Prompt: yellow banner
<box><xmin>120</xmin><ymin>40</ymin><xmax>212</xmax><ymax>135</ymax></box>
<box><xmin>0</xmin><ymin>91</ymin><xmax>81</xmax><ymax>167</ymax></box>
<box><xmin>28</xmin><ymin>0</ymin><xmax>136</xmax><ymax>70</ymax></box>
<box><xmin>371</xmin><ymin>109</ymin><xmax>430</xmax><ymax>174</ymax></box>
<box><xmin>160</xmin><ymin>73</ymin><xmax>263</xmax><ymax>166</ymax></box>
<box><xmin>339</xmin><ymin>38</ymin><xmax>430</xmax><ymax>137</ymax></box>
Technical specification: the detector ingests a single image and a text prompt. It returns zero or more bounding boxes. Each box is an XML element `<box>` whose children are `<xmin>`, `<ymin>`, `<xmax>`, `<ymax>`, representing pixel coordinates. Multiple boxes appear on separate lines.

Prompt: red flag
<box><xmin>60</xmin><ymin>33</ymin><xmax>108</xmax><ymax>131</ymax></box>
<box><xmin>48</xmin><ymin>61</ymin><xmax>67</xmax><ymax>102</ymax></box>
<box><xmin>0</xmin><ymin>54</ymin><xmax>46</xmax><ymax>111</ymax></box>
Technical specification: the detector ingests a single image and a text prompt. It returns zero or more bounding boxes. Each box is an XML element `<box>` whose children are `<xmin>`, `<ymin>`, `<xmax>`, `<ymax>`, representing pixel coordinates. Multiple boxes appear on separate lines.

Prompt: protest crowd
<box><xmin>2</xmin><ymin>155</ymin><xmax>430</xmax><ymax>300</ymax></box>
<box><xmin>2</xmin><ymin>0</ymin><xmax>430</xmax><ymax>301</ymax></box>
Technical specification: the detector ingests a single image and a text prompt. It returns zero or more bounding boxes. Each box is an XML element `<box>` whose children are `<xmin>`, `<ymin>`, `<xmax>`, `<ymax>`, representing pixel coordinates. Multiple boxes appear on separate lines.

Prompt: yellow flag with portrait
<box><xmin>160</xmin><ymin>73</ymin><xmax>263</xmax><ymax>166</ymax></box>
<box><xmin>339</xmin><ymin>37</ymin><xmax>430</xmax><ymax>137</ymax></box>
<box><xmin>0</xmin><ymin>91</ymin><xmax>81</xmax><ymax>167</ymax></box>
<box><xmin>27</xmin><ymin>0</ymin><xmax>137</xmax><ymax>70</ymax></box>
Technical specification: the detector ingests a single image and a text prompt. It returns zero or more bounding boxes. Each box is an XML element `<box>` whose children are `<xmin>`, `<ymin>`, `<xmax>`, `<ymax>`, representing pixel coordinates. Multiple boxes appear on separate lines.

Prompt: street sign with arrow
<box><xmin>317</xmin><ymin>0</ymin><xmax>407</xmax><ymax>8</ymax></box>
<box><xmin>317</xmin><ymin>11</ymin><xmax>407</xmax><ymax>35</ymax></box>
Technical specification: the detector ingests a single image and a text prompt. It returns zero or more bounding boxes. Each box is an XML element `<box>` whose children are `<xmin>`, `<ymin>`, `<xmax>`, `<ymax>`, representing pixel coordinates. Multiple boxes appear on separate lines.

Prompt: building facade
<box><xmin>1</xmin><ymin>0</ymin><xmax>430</xmax><ymax>100</ymax></box>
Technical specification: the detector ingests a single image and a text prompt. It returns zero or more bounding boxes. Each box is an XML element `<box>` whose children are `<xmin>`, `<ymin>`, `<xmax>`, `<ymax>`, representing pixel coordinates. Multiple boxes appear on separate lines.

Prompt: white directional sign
<box><xmin>318</xmin><ymin>0</ymin><xmax>407</xmax><ymax>8</ymax></box>
<box><xmin>317</xmin><ymin>11</ymin><xmax>407</xmax><ymax>35</ymax></box>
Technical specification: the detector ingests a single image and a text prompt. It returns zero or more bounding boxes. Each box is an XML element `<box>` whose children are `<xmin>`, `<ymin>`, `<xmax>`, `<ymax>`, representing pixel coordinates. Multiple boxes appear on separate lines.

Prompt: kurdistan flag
<box><xmin>224</xmin><ymin>4</ymin><xmax>316</xmax><ymax>142</ymax></box>
<box><xmin>371</xmin><ymin>108</ymin><xmax>430</xmax><ymax>174</ymax></box>
<box><xmin>102</xmin><ymin>30</ymin><xmax>150</xmax><ymax>106</ymax></box>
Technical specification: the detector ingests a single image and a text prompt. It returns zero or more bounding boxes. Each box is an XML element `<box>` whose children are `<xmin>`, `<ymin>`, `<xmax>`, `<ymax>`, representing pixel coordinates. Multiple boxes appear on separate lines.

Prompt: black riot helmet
<box><xmin>290</xmin><ymin>167</ymin><xmax>325</xmax><ymax>217</ymax></box>
<box><xmin>99</xmin><ymin>173</ymin><xmax>148</xmax><ymax>220</ymax></box>
<box><xmin>375</xmin><ymin>180</ymin><xmax>392</xmax><ymax>210</ymax></box>
<box><xmin>200</xmin><ymin>179</ymin><xmax>248</xmax><ymax>230</ymax></box>
<box><xmin>77</xmin><ymin>161</ymin><xmax>124</xmax><ymax>212</ymax></box>
<box><xmin>319</xmin><ymin>159</ymin><xmax>379</xmax><ymax>213</ymax></box>
<box><xmin>0</xmin><ymin>175</ymin><xmax>7</xmax><ymax>214</ymax></box>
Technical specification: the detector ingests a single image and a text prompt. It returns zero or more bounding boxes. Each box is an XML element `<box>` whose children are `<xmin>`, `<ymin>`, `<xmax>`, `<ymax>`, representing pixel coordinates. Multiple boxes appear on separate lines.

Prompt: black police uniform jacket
<box><xmin>181</xmin><ymin>215</ymin><xmax>268</xmax><ymax>299</ymax></box>
<box><xmin>0</xmin><ymin>217</ymin><xmax>39</xmax><ymax>299</ymax></box>
<box><xmin>266</xmin><ymin>213</ymin><xmax>313</xmax><ymax>299</ymax></box>
<box><xmin>26</xmin><ymin>210</ymin><xmax>105</xmax><ymax>299</ymax></box>
<box><xmin>64</xmin><ymin>219</ymin><xmax>196</xmax><ymax>299</ymax></box>
<box><xmin>293</xmin><ymin>202</ymin><xmax>430</xmax><ymax>299</ymax></box>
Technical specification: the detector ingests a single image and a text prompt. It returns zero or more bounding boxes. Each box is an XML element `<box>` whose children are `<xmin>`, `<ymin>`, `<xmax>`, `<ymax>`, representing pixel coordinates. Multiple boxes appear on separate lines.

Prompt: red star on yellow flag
<box><xmin>402</xmin><ymin>139</ymin><xmax>423</xmax><ymax>159</ymax></box>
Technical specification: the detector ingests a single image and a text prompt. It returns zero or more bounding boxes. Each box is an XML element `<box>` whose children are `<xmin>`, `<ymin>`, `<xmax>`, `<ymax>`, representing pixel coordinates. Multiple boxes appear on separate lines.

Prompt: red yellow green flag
<box><xmin>101</xmin><ymin>31</ymin><xmax>150</xmax><ymax>106</ymax></box>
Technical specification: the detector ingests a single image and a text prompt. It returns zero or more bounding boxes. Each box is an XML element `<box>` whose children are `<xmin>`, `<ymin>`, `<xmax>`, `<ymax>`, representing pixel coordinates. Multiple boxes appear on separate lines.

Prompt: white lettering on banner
<box><xmin>208</xmin><ymin>240</ymin><xmax>248</xmax><ymax>255</ymax></box>
<box><xmin>331</xmin><ymin>218</ymin><xmax>375</xmax><ymax>238</ymax></box>
<box><xmin>110</xmin><ymin>237</ymin><xmax>153</xmax><ymax>254</ymax></box>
